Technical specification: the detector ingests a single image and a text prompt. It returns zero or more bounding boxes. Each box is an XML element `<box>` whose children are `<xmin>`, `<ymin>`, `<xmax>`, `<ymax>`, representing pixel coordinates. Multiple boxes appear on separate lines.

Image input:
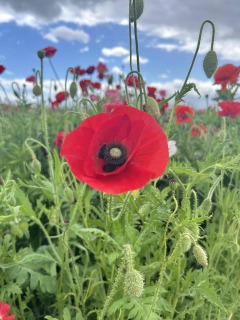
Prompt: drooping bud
<box><xmin>203</xmin><ymin>50</ymin><xmax>218</xmax><ymax>78</ymax></box>
<box><xmin>189</xmin><ymin>225</ymin><xmax>200</xmax><ymax>241</ymax></box>
<box><xmin>193</xmin><ymin>244</ymin><xmax>208</xmax><ymax>267</ymax></box>
<box><xmin>130</xmin><ymin>0</ymin><xmax>144</xmax><ymax>22</ymax></box>
<box><xmin>124</xmin><ymin>269</ymin><xmax>144</xmax><ymax>297</ymax></box>
<box><xmin>180</xmin><ymin>229</ymin><xmax>192</xmax><ymax>253</ymax></box>
<box><xmin>199</xmin><ymin>198</ymin><xmax>212</xmax><ymax>216</ymax></box>
<box><xmin>31</xmin><ymin>158</ymin><xmax>41</xmax><ymax>173</ymax></box>
<box><xmin>33</xmin><ymin>84</ymin><xmax>42</xmax><ymax>96</ymax></box>
<box><xmin>70</xmin><ymin>81</ymin><xmax>78</xmax><ymax>99</ymax></box>
<box><xmin>145</xmin><ymin>96</ymin><xmax>160</xmax><ymax>116</ymax></box>
<box><xmin>64</xmin><ymin>187</ymin><xmax>75</xmax><ymax>203</ymax></box>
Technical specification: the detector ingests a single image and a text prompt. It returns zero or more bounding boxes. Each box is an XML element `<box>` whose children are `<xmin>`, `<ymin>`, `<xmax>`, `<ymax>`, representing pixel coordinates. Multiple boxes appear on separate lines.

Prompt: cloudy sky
<box><xmin>0</xmin><ymin>0</ymin><xmax>239</xmax><ymax>108</ymax></box>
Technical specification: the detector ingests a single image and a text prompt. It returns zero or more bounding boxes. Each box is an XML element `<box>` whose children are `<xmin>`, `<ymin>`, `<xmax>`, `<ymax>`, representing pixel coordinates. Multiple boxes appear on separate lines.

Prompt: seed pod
<box><xmin>70</xmin><ymin>81</ymin><xmax>77</xmax><ymax>99</ymax></box>
<box><xmin>203</xmin><ymin>50</ymin><xmax>218</xmax><ymax>78</ymax></box>
<box><xmin>130</xmin><ymin>0</ymin><xmax>144</xmax><ymax>22</ymax></box>
<box><xmin>124</xmin><ymin>269</ymin><xmax>144</xmax><ymax>297</ymax></box>
<box><xmin>33</xmin><ymin>84</ymin><xmax>42</xmax><ymax>96</ymax></box>
<box><xmin>193</xmin><ymin>244</ymin><xmax>208</xmax><ymax>267</ymax></box>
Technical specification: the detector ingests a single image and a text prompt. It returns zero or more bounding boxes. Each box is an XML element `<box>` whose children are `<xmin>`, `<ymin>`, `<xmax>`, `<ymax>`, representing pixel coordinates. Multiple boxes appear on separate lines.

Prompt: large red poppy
<box><xmin>42</xmin><ymin>46</ymin><xmax>57</xmax><ymax>58</ymax></box>
<box><xmin>60</xmin><ymin>105</ymin><xmax>169</xmax><ymax>194</ymax></box>
<box><xmin>0</xmin><ymin>302</ymin><xmax>15</xmax><ymax>320</ymax></box>
<box><xmin>214</xmin><ymin>64</ymin><xmax>240</xmax><ymax>91</ymax></box>
<box><xmin>175</xmin><ymin>105</ymin><xmax>194</xmax><ymax>124</ymax></box>
<box><xmin>218</xmin><ymin>100</ymin><xmax>240</xmax><ymax>119</ymax></box>
<box><xmin>0</xmin><ymin>64</ymin><xmax>6</xmax><ymax>74</ymax></box>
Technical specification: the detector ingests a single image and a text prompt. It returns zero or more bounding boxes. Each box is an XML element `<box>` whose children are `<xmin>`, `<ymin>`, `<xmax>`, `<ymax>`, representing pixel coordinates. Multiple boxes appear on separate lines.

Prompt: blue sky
<box><xmin>0</xmin><ymin>0</ymin><xmax>240</xmax><ymax>108</ymax></box>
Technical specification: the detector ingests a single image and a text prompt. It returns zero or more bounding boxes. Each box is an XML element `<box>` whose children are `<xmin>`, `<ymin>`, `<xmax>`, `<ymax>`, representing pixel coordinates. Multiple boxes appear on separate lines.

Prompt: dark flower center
<box><xmin>98</xmin><ymin>142</ymin><xmax>128</xmax><ymax>172</ymax></box>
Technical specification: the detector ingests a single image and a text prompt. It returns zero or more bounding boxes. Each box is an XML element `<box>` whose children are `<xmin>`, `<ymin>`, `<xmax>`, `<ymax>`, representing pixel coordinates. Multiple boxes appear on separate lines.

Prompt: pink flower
<box><xmin>0</xmin><ymin>302</ymin><xmax>16</xmax><ymax>320</ymax></box>
<box><xmin>42</xmin><ymin>46</ymin><xmax>57</xmax><ymax>58</ymax></box>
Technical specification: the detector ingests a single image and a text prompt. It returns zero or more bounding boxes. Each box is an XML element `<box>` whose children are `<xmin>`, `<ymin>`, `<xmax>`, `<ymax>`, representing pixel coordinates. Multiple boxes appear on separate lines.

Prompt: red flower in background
<box><xmin>157</xmin><ymin>99</ymin><xmax>169</xmax><ymax>115</ymax></box>
<box><xmin>26</xmin><ymin>75</ymin><xmax>36</xmax><ymax>83</ymax></box>
<box><xmin>42</xmin><ymin>46</ymin><xmax>57</xmax><ymax>58</ymax></box>
<box><xmin>51</xmin><ymin>91</ymin><xmax>69</xmax><ymax>110</ymax></box>
<box><xmin>0</xmin><ymin>64</ymin><xmax>6</xmax><ymax>74</ymax></box>
<box><xmin>105</xmin><ymin>89</ymin><xmax>120</xmax><ymax>101</ymax></box>
<box><xmin>127</xmin><ymin>75</ymin><xmax>140</xmax><ymax>88</ymax></box>
<box><xmin>96</xmin><ymin>62</ymin><xmax>108</xmax><ymax>74</ymax></box>
<box><xmin>86</xmin><ymin>66</ymin><xmax>95</xmax><ymax>74</ymax></box>
<box><xmin>92</xmin><ymin>82</ymin><xmax>101</xmax><ymax>90</ymax></box>
<box><xmin>214</xmin><ymin>64</ymin><xmax>240</xmax><ymax>91</ymax></box>
<box><xmin>217</xmin><ymin>100</ymin><xmax>240</xmax><ymax>119</ymax></box>
<box><xmin>175</xmin><ymin>105</ymin><xmax>194</xmax><ymax>124</ymax></box>
<box><xmin>102</xmin><ymin>100</ymin><xmax>128</xmax><ymax>113</ymax></box>
<box><xmin>60</xmin><ymin>105</ymin><xmax>169</xmax><ymax>194</ymax></box>
<box><xmin>190</xmin><ymin>124</ymin><xmax>207</xmax><ymax>137</ymax></box>
<box><xmin>70</xmin><ymin>66</ymin><xmax>86</xmax><ymax>76</ymax></box>
<box><xmin>79</xmin><ymin>79</ymin><xmax>92</xmax><ymax>94</ymax></box>
<box><xmin>53</xmin><ymin>131</ymin><xmax>66</xmax><ymax>148</ymax></box>
<box><xmin>0</xmin><ymin>302</ymin><xmax>16</xmax><ymax>320</ymax></box>
<box><xmin>159</xmin><ymin>90</ymin><xmax>166</xmax><ymax>97</ymax></box>
<box><xmin>147</xmin><ymin>86</ymin><xmax>157</xmax><ymax>99</ymax></box>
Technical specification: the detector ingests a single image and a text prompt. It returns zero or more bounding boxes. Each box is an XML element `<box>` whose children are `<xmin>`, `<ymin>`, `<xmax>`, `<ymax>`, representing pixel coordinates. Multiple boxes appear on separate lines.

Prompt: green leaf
<box><xmin>195</xmin><ymin>284</ymin><xmax>226</xmax><ymax>311</ymax></box>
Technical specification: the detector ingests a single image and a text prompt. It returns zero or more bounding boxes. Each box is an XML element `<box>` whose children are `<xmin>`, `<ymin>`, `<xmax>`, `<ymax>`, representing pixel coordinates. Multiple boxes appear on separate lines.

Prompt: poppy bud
<box><xmin>65</xmin><ymin>187</ymin><xmax>75</xmax><ymax>203</ymax></box>
<box><xmin>37</xmin><ymin>50</ymin><xmax>45</xmax><ymax>59</ymax></box>
<box><xmin>190</xmin><ymin>225</ymin><xmax>200</xmax><ymax>241</ymax></box>
<box><xmin>70</xmin><ymin>81</ymin><xmax>78</xmax><ymax>99</ymax></box>
<box><xmin>199</xmin><ymin>198</ymin><xmax>212</xmax><ymax>215</ymax></box>
<box><xmin>31</xmin><ymin>159</ymin><xmax>41</xmax><ymax>173</ymax></box>
<box><xmin>169</xmin><ymin>178</ymin><xmax>177</xmax><ymax>192</ymax></box>
<box><xmin>33</xmin><ymin>84</ymin><xmax>42</xmax><ymax>96</ymax></box>
<box><xmin>180</xmin><ymin>229</ymin><xmax>192</xmax><ymax>253</ymax></box>
<box><xmin>13</xmin><ymin>90</ymin><xmax>20</xmax><ymax>99</ymax></box>
<box><xmin>124</xmin><ymin>269</ymin><xmax>144</xmax><ymax>297</ymax></box>
<box><xmin>203</xmin><ymin>50</ymin><xmax>218</xmax><ymax>78</ymax></box>
<box><xmin>193</xmin><ymin>244</ymin><xmax>208</xmax><ymax>267</ymax></box>
<box><xmin>145</xmin><ymin>96</ymin><xmax>160</xmax><ymax>116</ymax></box>
<box><xmin>130</xmin><ymin>0</ymin><xmax>144</xmax><ymax>22</ymax></box>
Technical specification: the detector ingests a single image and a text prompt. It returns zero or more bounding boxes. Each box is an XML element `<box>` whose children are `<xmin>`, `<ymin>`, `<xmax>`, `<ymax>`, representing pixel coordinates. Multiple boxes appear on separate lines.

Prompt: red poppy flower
<box><xmin>42</xmin><ymin>46</ymin><xmax>57</xmax><ymax>58</ymax></box>
<box><xmin>98</xmin><ymin>72</ymin><xmax>105</xmax><ymax>80</ymax></box>
<box><xmin>53</xmin><ymin>131</ymin><xmax>66</xmax><ymax>148</ymax></box>
<box><xmin>157</xmin><ymin>99</ymin><xmax>169</xmax><ymax>115</ymax></box>
<box><xmin>147</xmin><ymin>86</ymin><xmax>157</xmax><ymax>99</ymax></box>
<box><xmin>86</xmin><ymin>66</ymin><xmax>95</xmax><ymax>74</ymax></box>
<box><xmin>55</xmin><ymin>91</ymin><xmax>69</xmax><ymax>103</ymax></box>
<box><xmin>92</xmin><ymin>82</ymin><xmax>101</xmax><ymax>90</ymax></box>
<box><xmin>190</xmin><ymin>124</ymin><xmax>207</xmax><ymax>137</ymax></box>
<box><xmin>60</xmin><ymin>105</ymin><xmax>169</xmax><ymax>194</ymax></box>
<box><xmin>127</xmin><ymin>75</ymin><xmax>140</xmax><ymax>88</ymax></box>
<box><xmin>26</xmin><ymin>75</ymin><xmax>36</xmax><ymax>83</ymax></box>
<box><xmin>0</xmin><ymin>64</ymin><xmax>6</xmax><ymax>74</ymax></box>
<box><xmin>0</xmin><ymin>302</ymin><xmax>16</xmax><ymax>320</ymax></box>
<box><xmin>214</xmin><ymin>64</ymin><xmax>240</xmax><ymax>91</ymax></box>
<box><xmin>217</xmin><ymin>100</ymin><xmax>240</xmax><ymax>119</ymax></box>
<box><xmin>175</xmin><ymin>105</ymin><xmax>194</xmax><ymax>124</ymax></box>
<box><xmin>102</xmin><ymin>100</ymin><xmax>128</xmax><ymax>113</ymax></box>
<box><xmin>96</xmin><ymin>62</ymin><xmax>108</xmax><ymax>74</ymax></box>
<box><xmin>70</xmin><ymin>66</ymin><xmax>86</xmax><ymax>76</ymax></box>
<box><xmin>159</xmin><ymin>90</ymin><xmax>166</xmax><ymax>97</ymax></box>
<box><xmin>51</xmin><ymin>101</ymin><xmax>59</xmax><ymax>110</ymax></box>
<box><xmin>79</xmin><ymin>79</ymin><xmax>92</xmax><ymax>94</ymax></box>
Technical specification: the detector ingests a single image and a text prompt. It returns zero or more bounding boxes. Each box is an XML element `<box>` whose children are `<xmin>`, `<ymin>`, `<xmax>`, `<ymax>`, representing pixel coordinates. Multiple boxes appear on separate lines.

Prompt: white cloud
<box><xmin>102</xmin><ymin>46</ymin><xmax>129</xmax><ymax>57</ymax></box>
<box><xmin>43</xmin><ymin>25</ymin><xmax>90</xmax><ymax>43</ymax></box>
<box><xmin>112</xmin><ymin>66</ymin><xmax>124</xmax><ymax>74</ymax></box>
<box><xmin>123</xmin><ymin>54</ymin><xmax>149</xmax><ymax>65</ymax></box>
<box><xmin>80</xmin><ymin>46</ymin><xmax>89</xmax><ymax>53</ymax></box>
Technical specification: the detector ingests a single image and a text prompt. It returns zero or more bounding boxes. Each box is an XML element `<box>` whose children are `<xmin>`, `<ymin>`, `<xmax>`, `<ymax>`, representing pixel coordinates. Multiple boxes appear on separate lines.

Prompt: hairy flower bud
<box><xmin>33</xmin><ymin>84</ymin><xmax>42</xmax><ymax>96</ymax></box>
<box><xmin>180</xmin><ymin>229</ymin><xmax>192</xmax><ymax>253</ymax></box>
<box><xmin>31</xmin><ymin>159</ymin><xmax>41</xmax><ymax>173</ymax></box>
<box><xmin>64</xmin><ymin>187</ymin><xmax>75</xmax><ymax>203</ymax></box>
<box><xmin>199</xmin><ymin>198</ymin><xmax>212</xmax><ymax>216</ymax></box>
<box><xmin>145</xmin><ymin>96</ymin><xmax>160</xmax><ymax>116</ymax></box>
<box><xmin>203</xmin><ymin>50</ymin><xmax>218</xmax><ymax>78</ymax></box>
<box><xmin>130</xmin><ymin>0</ymin><xmax>144</xmax><ymax>22</ymax></box>
<box><xmin>124</xmin><ymin>269</ymin><xmax>144</xmax><ymax>297</ymax></box>
<box><xmin>70</xmin><ymin>81</ymin><xmax>78</xmax><ymax>99</ymax></box>
<box><xmin>37</xmin><ymin>50</ymin><xmax>45</xmax><ymax>59</ymax></box>
<box><xmin>193</xmin><ymin>244</ymin><xmax>208</xmax><ymax>267</ymax></box>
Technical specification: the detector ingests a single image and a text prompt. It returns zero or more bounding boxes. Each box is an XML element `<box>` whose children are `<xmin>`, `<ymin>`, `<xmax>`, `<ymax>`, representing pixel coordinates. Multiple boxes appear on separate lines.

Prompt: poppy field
<box><xmin>1</xmin><ymin>2</ymin><xmax>240</xmax><ymax>320</ymax></box>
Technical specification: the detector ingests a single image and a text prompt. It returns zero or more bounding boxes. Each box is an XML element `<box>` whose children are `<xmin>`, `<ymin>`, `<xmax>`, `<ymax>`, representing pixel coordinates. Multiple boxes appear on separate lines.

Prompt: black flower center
<box><xmin>98</xmin><ymin>142</ymin><xmax>128</xmax><ymax>172</ymax></box>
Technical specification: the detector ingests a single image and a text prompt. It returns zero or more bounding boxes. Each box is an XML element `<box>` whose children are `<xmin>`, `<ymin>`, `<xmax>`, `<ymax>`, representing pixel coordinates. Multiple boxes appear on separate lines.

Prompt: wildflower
<box><xmin>127</xmin><ymin>75</ymin><xmax>140</xmax><ymax>88</ymax></box>
<box><xmin>55</xmin><ymin>91</ymin><xmax>69</xmax><ymax>104</ymax></box>
<box><xmin>86</xmin><ymin>65</ymin><xmax>95</xmax><ymax>74</ymax></box>
<box><xmin>214</xmin><ymin>64</ymin><xmax>240</xmax><ymax>91</ymax></box>
<box><xmin>92</xmin><ymin>82</ymin><xmax>101</xmax><ymax>90</ymax></box>
<box><xmin>96</xmin><ymin>62</ymin><xmax>108</xmax><ymax>74</ymax></box>
<box><xmin>70</xmin><ymin>66</ymin><xmax>86</xmax><ymax>76</ymax></box>
<box><xmin>159</xmin><ymin>89</ymin><xmax>166</xmax><ymax>97</ymax></box>
<box><xmin>42</xmin><ymin>46</ymin><xmax>57</xmax><ymax>58</ymax></box>
<box><xmin>147</xmin><ymin>86</ymin><xmax>157</xmax><ymax>99</ymax></box>
<box><xmin>157</xmin><ymin>99</ymin><xmax>169</xmax><ymax>115</ymax></box>
<box><xmin>190</xmin><ymin>124</ymin><xmax>207</xmax><ymax>137</ymax></box>
<box><xmin>53</xmin><ymin>131</ymin><xmax>66</xmax><ymax>148</ymax></box>
<box><xmin>79</xmin><ymin>79</ymin><xmax>92</xmax><ymax>94</ymax></box>
<box><xmin>102</xmin><ymin>100</ymin><xmax>128</xmax><ymax>113</ymax></box>
<box><xmin>26</xmin><ymin>75</ymin><xmax>36</xmax><ymax>83</ymax></box>
<box><xmin>218</xmin><ymin>100</ymin><xmax>240</xmax><ymax>119</ymax></box>
<box><xmin>0</xmin><ymin>64</ymin><xmax>6</xmax><ymax>74</ymax></box>
<box><xmin>60</xmin><ymin>105</ymin><xmax>169</xmax><ymax>194</ymax></box>
<box><xmin>0</xmin><ymin>302</ymin><xmax>16</xmax><ymax>320</ymax></box>
<box><xmin>175</xmin><ymin>105</ymin><xmax>194</xmax><ymax>124</ymax></box>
